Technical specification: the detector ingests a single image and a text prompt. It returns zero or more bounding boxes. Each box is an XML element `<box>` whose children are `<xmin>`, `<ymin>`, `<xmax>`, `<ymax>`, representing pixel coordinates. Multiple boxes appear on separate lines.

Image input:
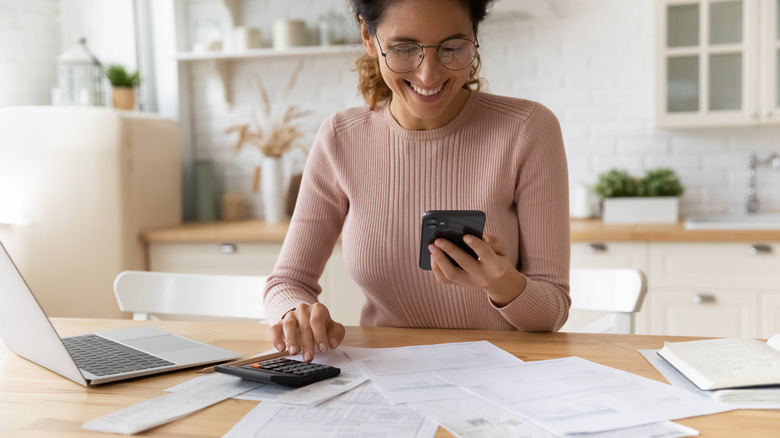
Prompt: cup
<box><xmin>273</xmin><ymin>19</ymin><xmax>308</xmax><ymax>49</ymax></box>
<box><xmin>232</xmin><ymin>26</ymin><xmax>262</xmax><ymax>51</ymax></box>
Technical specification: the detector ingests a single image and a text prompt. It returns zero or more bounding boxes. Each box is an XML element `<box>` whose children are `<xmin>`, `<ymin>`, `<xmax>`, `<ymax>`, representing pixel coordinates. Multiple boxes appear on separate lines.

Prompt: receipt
<box><xmin>82</xmin><ymin>373</ymin><xmax>262</xmax><ymax>435</ymax></box>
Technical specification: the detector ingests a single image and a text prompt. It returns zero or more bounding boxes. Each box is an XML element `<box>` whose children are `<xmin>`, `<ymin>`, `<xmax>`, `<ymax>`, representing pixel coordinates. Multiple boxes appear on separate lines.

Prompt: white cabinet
<box><xmin>147</xmin><ymin>241</ymin><xmax>364</xmax><ymax>326</ymax></box>
<box><xmin>655</xmin><ymin>0</ymin><xmax>780</xmax><ymax>127</ymax></box>
<box><xmin>570</xmin><ymin>240</ymin><xmax>780</xmax><ymax>338</ymax></box>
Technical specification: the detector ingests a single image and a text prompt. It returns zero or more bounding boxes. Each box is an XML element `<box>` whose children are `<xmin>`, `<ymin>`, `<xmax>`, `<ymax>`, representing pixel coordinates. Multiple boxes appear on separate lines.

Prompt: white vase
<box><xmin>261</xmin><ymin>156</ymin><xmax>286</xmax><ymax>224</ymax></box>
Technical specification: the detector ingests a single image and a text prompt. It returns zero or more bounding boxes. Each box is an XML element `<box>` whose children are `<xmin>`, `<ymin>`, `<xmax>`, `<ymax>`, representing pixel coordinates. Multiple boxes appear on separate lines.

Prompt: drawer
<box><xmin>147</xmin><ymin>242</ymin><xmax>282</xmax><ymax>275</ymax></box>
<box><xmin>650</xmin><ymin>242</ymin><xmax>780</xmax><ymax>289</ymax></box>
<box><xmin>649</xmin><ymin>289</ymin><xmax>759</xmax><ymax>338</ymax></box>
<box><xmin>571</xmin><ymin>242</ymin><xmax>647</xmax><ymax>269</ymax></box>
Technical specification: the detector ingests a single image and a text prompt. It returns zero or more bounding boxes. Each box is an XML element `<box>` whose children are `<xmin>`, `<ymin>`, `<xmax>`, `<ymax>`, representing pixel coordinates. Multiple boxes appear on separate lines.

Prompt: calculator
<box><xmin>214</xmin><ymin>357</ymin><xmax>341</xmax><ymax>388</ymax></box>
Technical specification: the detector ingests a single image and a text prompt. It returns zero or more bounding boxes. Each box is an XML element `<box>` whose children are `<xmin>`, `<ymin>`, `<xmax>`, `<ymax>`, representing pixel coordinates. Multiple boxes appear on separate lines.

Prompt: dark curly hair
<box><xmin>350</xmin><ymin>0</ymin><xmax>496</xmax><ymax>109</ymax></box>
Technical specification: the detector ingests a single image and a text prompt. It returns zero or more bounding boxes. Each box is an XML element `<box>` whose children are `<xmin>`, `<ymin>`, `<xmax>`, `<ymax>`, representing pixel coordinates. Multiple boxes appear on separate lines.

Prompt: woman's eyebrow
<box><xmin>387</xmin><ymin>32</ymin><xmax>470</xmax><ymax>44</ymax></box>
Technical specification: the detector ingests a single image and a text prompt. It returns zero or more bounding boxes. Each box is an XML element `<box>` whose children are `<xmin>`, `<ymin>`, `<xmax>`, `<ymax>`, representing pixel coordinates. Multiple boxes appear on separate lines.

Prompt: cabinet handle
<box><xmin>218</xmin><ymin>243</ymin><xmax>237</xmax><ymax>254</ymax></box>
<box><xmin>691</xmin><ymin>293</ymin><xmax>716</xmax><ymax>304</ymax></box>
<box><xmin>584</xmin><ymin>243</ymin><xmax>608</xmax><ymax>254</ymax></box>
<box><xmin>747</xmin><ymin>244</ymin><xmax>772</xmax><ymax>256</ymax></box>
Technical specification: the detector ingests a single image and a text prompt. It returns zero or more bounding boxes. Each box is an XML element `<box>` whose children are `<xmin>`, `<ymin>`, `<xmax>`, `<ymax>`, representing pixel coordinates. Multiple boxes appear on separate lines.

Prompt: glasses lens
<box><xmin>438</xmin><ymin>39</ymin><xmax>476</xmax><ymax>70</ymax></box>
<box><xmin>386</xmin><ymin>43</ymin><xmax>423</xmax><ymax>73</ymax></box>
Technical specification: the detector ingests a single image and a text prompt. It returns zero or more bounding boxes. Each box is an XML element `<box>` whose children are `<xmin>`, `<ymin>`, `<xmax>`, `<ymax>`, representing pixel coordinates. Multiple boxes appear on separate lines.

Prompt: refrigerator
<box><xmin>0</xmin><ymin>106</ymin><xmax>181</xmax><ymax>318</ymax></box>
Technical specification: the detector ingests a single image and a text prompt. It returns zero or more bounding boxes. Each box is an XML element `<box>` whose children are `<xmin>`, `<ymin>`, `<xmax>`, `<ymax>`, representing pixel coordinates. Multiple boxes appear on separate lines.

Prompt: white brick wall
<box><xmin>0</xmin><ymin>0</ymin><xmax>58</xmax><ymax>107</ymax></box>
<box><xmin>5</xmin><ymin>0</ymin><xmax>780</xmax><ymax>217</ymax></box>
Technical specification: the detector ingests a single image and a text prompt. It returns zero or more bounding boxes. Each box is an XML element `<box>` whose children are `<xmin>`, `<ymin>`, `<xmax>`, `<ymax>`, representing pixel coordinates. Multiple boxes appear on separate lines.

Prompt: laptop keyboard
<box><xmin>62</xmin><ymin>334</ymin><xmax>174</xmax><ymax>376</ymax></box>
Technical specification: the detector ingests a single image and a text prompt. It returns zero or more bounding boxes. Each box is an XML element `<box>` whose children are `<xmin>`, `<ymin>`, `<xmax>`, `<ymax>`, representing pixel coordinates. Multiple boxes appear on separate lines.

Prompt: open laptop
<box><xmin>0</xmin><ymin>241</ymin><xmax>241</xmax><ymax>385</ymax></box>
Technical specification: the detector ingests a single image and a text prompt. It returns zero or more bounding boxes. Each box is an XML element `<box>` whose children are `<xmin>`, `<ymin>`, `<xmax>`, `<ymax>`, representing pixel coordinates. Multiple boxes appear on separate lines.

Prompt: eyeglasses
<box><xmin>374</xmin><ymin>35</ymin><xmax>479</xmax><ymax>73</ymax></box>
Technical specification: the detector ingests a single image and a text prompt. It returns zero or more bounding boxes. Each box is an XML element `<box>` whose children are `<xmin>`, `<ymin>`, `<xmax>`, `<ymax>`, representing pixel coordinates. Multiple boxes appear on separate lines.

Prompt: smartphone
<box><xmin>419</xmin><ymin>210</ymin><xmax>486</xmax><ymax>270</ymax></box>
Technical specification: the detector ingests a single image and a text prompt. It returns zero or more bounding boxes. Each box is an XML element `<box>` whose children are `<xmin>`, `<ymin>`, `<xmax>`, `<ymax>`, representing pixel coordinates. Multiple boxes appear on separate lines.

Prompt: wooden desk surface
<box><xmin>1</xmin><ymin>319</ymin><xmax>777</xmax><ymax>437</ymax></box>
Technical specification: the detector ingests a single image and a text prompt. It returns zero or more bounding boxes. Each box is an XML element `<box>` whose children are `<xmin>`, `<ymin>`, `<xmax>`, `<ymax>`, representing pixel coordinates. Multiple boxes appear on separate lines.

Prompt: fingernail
<box><xmin>303</xmin><ymin>351</ymin><xmax>312</xmax><ymax>362</ymax></box>
<box><xmin>434</xmin><ymin>240</ymin><xmax>445</xmax><ymax>248</ymax></box>
<box><xmin>289</xmin><ymin>346</ymin><xmax>298</xmax><ymax>356</ymax></box>
<box><xmin>319</xmin><ymin>343</ymin><xmax>328</xmax><ymax>353</ymax></box>
<box><xmin>464</xmin><ymin>235</ymin><xmax>473</xmax><ymax>243</ymax></box>
<box><xmin>276</xmin><ymin>343</ymin><xmax>285</xmax><ymax>352</ymax></box>
<box><xmin>330</xmin><ymin>338</ymin><xmax>338</xmax><ymax>349</ymax></box>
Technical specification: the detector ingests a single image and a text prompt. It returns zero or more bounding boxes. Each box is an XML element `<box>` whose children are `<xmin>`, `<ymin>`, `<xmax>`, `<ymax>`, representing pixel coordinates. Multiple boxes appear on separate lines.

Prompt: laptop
<box><xmin>0</xmin><ymin>241</ymin><xmax>241</xmax><ymax>385</ymax></box>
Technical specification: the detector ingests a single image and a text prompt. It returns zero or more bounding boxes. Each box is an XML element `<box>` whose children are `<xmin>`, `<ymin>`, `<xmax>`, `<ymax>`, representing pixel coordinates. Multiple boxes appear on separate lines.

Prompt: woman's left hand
<box><xmin>429</xmin><ymin>233</ymin><xmax>526</xmax><ymax>306</ymax></box>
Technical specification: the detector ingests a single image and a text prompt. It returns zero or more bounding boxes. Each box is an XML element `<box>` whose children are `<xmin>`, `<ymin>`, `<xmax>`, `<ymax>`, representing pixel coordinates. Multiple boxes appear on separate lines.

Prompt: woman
<box><xmin>263</xmin><ymin>0</ymin><xmax>570</xmax><ymax>362</ymax></box>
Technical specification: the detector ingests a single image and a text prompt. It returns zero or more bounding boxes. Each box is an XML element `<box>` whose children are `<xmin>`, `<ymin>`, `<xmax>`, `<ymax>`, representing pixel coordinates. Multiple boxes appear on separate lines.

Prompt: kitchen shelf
<box><xmin>175</xmin><ymin>44</ymin><xmax>359</xmax><ymax>106</ymax></box>
<box><xmin>175</xmin><ymin>44</ymin><xmax>359</xmax><ymax>62</ymax></box>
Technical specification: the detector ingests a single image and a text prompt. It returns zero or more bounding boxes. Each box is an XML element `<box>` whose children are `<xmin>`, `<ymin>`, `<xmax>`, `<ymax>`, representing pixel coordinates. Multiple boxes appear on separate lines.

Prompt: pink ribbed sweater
<box><xmin>264</xmin><ymin>90</ymin><xmax>571</xmax><ymax>331</ymax></box>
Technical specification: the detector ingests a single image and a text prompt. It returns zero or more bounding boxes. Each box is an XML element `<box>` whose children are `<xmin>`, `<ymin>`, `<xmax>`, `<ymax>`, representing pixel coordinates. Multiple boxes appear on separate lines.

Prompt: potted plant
<box><xmin>594</xmin><ymin>168</ymin><xmax>684</xmax><ymax>224</ymax></box>
<box><xmin>104</xmin><ymin>64</ymin><xmax>140</xmax><ymax>110</ymax></box>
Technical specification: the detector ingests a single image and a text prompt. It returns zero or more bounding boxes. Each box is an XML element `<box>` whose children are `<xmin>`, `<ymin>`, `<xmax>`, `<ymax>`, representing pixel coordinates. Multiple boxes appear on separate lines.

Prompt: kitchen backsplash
<box><xmin>4</xmin><ymin>0</ymin><xmax>780</xmax><ymax>217</ymax></box>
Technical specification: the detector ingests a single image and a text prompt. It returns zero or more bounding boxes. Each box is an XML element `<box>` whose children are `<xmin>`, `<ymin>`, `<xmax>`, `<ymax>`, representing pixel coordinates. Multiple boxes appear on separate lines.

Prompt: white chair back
<box><xmin>114</xmin><ymin>271</ymin><xmax>267</xmax><ymax>322</ymax></box>
<box><xmin>567</xmin><ymin>268</ymin><xmax>648</xmax><ymax>334</ymax></box>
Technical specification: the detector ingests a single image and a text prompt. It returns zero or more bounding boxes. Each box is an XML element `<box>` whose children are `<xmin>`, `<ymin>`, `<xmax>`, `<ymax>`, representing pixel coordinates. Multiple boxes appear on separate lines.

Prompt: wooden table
<box><xmin>1</xmin><ymin>319</ymin><xmax>777</xmax><ymax>437</ymax></box>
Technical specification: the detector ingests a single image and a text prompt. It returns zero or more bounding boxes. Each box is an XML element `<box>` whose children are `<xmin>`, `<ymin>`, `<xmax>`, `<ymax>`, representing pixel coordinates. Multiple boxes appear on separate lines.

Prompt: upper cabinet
<box><xmin>655</xmin><ymin>0</ymin><xmax>780</xmax><ymax>127</ymax></box>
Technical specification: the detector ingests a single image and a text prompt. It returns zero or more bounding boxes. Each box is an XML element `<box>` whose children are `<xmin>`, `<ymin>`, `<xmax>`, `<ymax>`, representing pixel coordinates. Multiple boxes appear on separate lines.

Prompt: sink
<box><xmin>684</xmin><ymin>213</ymin><xmax>780</xmax><ymax>230</ymax></box>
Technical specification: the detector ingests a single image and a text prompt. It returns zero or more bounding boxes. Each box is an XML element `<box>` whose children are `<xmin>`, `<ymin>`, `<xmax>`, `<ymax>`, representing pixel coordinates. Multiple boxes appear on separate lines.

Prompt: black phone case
<box><xmin>419</xmin><ymin>210</ymin><xmax>486</xmax><ymax>270</ymax></box>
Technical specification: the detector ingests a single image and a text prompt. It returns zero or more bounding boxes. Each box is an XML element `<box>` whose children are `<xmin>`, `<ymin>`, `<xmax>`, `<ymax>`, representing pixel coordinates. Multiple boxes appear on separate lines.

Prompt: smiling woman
<box><xmin>263</xmin><ymin>0</ymin><xmax>572</xmax><ymax>363</ymax></box>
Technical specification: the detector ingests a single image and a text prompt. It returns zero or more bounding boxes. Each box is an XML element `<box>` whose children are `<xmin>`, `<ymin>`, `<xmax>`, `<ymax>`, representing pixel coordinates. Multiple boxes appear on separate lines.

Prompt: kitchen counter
<box><xmin>142</xmin><ymin>219</ymin><xmax>780</xmax><ymax>243</ymax></box>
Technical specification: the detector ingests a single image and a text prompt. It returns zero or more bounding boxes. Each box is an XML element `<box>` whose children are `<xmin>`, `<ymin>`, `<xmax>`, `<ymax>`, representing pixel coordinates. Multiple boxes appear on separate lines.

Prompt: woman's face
<box><xmin>361</xmin><ymin>0</ymin><xmax>476</xmax><ymax>130</ymax></box>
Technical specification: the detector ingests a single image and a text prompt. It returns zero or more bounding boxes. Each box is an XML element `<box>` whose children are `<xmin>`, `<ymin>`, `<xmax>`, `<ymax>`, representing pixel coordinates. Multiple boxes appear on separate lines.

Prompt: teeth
<box><xmin>411</xmin><ymin>83</ymin><xmax>442</xmax><ymax>96</ymax></box>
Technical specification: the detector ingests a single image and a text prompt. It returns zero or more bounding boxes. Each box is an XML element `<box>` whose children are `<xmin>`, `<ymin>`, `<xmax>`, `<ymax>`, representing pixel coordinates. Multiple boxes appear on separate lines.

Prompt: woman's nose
<box><xmin>415</xmin><ymin>48</ymin><xmax>441</xmax><ymax>84</ymax></box>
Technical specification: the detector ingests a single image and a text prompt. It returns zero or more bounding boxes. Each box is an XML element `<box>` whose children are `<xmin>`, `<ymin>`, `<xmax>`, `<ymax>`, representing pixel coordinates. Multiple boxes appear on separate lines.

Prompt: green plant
<box><xmin>104</xmin><ymin>64</ymin><xmax>140</xmax><ymax>88</ymax></box>
<box><xmin>593</xmin><ymin>169</ymin><xmax>641</xmax><ymax>198</ymax></box>
<box><xmin>641</xmin><ymin>168</ymin><xmax>684</xmax><ymax>197</ymax></box>
<box><xmin>593</xmin><ymin>168</ymin><xmax>684</xmax><ymax>198</ymax></box>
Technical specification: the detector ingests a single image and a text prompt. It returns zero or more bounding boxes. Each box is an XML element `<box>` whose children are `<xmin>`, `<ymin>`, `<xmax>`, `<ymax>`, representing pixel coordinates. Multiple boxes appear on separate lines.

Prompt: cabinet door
<box><xmin>650</xmin><ymin>289</ymin><xmax>759</xmax><ymax>337</ymax></box>
<box><xmin>656</xmin><ymin>0</ymin><xmax>760</xmax><ymax>127</ymax></box>
<box><xmin>763</xmin><ymin>0</ymin><xmax>780</xmax><ymax>122</ymax></box>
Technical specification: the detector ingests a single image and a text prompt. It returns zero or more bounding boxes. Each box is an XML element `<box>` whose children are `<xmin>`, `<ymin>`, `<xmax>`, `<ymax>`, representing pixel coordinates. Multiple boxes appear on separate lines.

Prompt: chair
<box><xmin>565</xmin><ymin>268</ymin><xmax>648</xmax><ymax>334</ymax></box>
<box><xmin>113</xmin><ymin>271</ymin><xmax>267</xmax><ymax>322</ymax></box>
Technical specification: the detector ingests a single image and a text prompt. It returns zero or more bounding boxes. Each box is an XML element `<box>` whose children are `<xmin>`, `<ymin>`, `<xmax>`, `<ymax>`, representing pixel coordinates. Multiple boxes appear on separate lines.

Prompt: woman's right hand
<box><xmin>269</xmin><ymin>302</ymin><xmax>345</xmax><ymax>362</ymax></box>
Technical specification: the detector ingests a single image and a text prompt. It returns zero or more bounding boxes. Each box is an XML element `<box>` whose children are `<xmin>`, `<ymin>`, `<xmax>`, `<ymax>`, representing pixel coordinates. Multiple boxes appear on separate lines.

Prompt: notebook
<box><xmin>657</xmin><ymin>334</ymin><xmax>780</xmax><ymax>390</ymax></box>
<box><xmin>0</xmin><ymin>241</ymin><xmax>241</xmax><ymax>386</ymax></box>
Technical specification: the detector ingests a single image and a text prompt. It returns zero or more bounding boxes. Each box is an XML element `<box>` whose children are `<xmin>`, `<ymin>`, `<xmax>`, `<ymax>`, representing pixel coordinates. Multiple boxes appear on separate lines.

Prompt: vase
<box><xmin>601</xmin><ymin>197</ymin><xmax>679</xmax><ymax>224</ymax></box>
<box><xmin>112</xmin><ymin>87</ymin><xmax>135</xmax><ymax>110</ymax></box>
<box><xmin>261</xmin><ymin>156</ymin><xmax>286</xmax><ymax>224</ymax></box>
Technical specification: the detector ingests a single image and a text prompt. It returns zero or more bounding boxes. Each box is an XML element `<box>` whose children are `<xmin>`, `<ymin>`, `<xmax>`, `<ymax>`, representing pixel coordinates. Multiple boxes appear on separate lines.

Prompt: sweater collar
<box><xmin>380</xmin><ymin>90</ymin><xmax>480</xmax><ymax>141</ymax></box>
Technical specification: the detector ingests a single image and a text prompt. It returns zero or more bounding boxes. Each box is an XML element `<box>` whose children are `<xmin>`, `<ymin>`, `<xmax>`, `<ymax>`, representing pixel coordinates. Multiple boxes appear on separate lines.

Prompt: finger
<box><xmin>309</xmin><ymin>303</ymin><xmax>332</xmax><ymax>354</ymax></box>
<box><xmin>434</xmin><ymin>238</ymin><xmax>480</xmax><ymax>272</ymax></box>
<box><xmin>431</xmin><ymin>241</ymin><xmax>471</xmax><ymax>281</ymax></box>
<box><xmin>295</xmin><ymin>304</ymin><xmax>317</xmax><ymax>362</ymax></box>
<box><xmin>429</xmin><ymin>249</ymin><xmax>453</xmax><ymax>284</ymax></box>
<box><xmin>269</xmin><ymin>322</ymin><xmax>287</xmax><ymax>352</ymax></box>
<box><xmin>482</xmin><ymin>233</ymin><xmax>508</xmax><ymax>255</ymax></box>
<box><xmin>281</xmin><ymin>313</ymin><xmax>301</xmax><ymax>356</ymax></box>
<box><xmin>326</xmin><ymin>321</ymin><xmax>346</xmax><ymax>350</ymax></box>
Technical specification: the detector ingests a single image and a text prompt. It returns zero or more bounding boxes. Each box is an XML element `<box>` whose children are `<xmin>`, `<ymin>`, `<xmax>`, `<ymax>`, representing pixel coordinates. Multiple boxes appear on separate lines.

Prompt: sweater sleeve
<box><xmin>263</xmin><ymin>117</ymin><xmax>349</xmax><ymax>323</ymax></box>
<box><xmin>494</xmin><ymin>103</ymin><xmax>571</xmax><ymax>331</ymax></box>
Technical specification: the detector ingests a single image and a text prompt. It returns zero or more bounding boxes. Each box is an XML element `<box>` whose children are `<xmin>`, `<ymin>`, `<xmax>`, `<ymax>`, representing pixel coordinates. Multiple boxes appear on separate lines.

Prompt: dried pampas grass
<box><xmin>226</xmin><ymin>60</ymin><xmax>311</xmax><ymax>159</ymax></box>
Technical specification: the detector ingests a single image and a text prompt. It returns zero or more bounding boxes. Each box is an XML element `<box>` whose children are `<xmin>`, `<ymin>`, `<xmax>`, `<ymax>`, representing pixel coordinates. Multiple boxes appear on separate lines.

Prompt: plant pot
<box><xmin>112</xmin><ymin>87</ymin><xmax>135</xmax><ymax>110</ymax></box>
<box><xmin>601</xmin><ymin>197</ymin><xmax>679</xmax><ymax>224</ymax></box>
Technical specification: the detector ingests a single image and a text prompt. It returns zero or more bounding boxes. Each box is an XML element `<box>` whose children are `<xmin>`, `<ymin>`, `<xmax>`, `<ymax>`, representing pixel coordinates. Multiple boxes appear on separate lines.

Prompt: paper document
<box><xmin>224</xmin><ymin>381</ymin><xmax>438</xmax><ymax>438</ymax></box>
<box><xmin>341</xmin><ymin>341</ymin><xmax>523</xmax><ymax>404</ymax></box>
<box><xmin>639</xmin><ymin>349</ymin><xmax>780</xmax><ymax>409</ymax></box>
<box><xmin>411</xmin><ymin>396</ymin><xmax>699</xmax><ymax>438</ymax></box>
<box><xmin>82</xmin><ymin>373</ymin><xmax>261</xmax><ymax>434</ymax></box>
<box><xmin>436</xmin><ymin>356</ymin><xmax>732</xmax><ymax>435</ymax></box>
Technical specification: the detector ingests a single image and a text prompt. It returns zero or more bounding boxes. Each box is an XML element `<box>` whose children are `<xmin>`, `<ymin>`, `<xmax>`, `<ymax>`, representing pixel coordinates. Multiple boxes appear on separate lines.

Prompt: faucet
<box><xmin>746</xmin><ymin>152</ymin><xmax>780</xmax><ymax>214</ymax></box>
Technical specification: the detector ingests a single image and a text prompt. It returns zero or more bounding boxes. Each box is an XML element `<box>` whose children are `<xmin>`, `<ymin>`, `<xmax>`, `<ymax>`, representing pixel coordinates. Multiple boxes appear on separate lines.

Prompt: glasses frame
<box><xmin>374</xmin><ymin>35</ymin><xmax>480</xmax><ymax>73</ymax></box>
